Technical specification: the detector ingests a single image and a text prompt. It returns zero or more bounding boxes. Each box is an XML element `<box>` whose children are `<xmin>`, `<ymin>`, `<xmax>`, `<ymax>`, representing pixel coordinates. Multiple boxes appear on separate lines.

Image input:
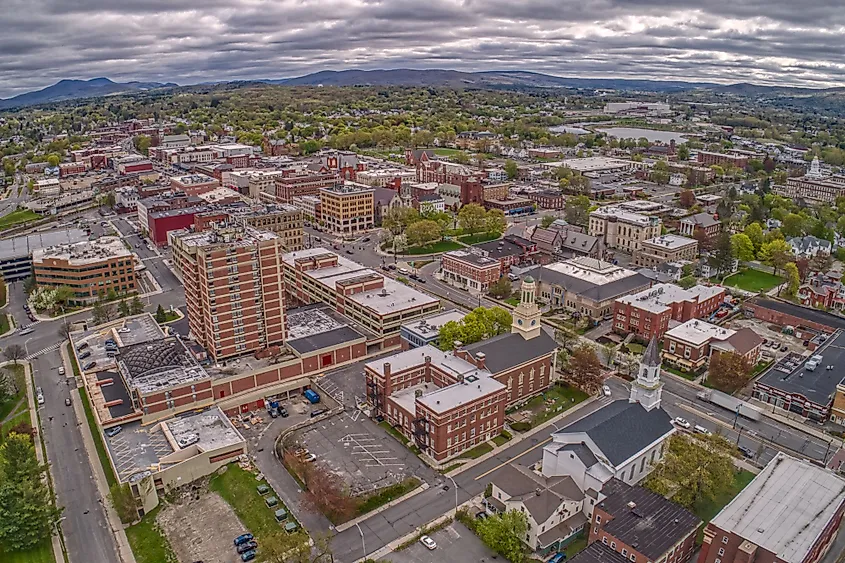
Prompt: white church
<box><xmin>488</xmin><ymin>337</ymin><xmax>675</xmax><ymax>555</ymax></box>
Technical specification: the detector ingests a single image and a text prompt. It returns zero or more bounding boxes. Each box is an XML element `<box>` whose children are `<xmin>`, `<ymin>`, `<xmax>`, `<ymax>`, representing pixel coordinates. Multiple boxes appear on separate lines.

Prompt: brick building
<box><xmin>696</xmin><ymin>151</ymin><xmax>749</xmax><ymax>169</ymax></box>
<box><xmin>614</xmin><ymin>284</ymin><xmax>726</xmax><ymax>340</ymax></box>
<box><xmin>590</xmin><ymin>480</ymin><xmax>700</xmax><ymax>563</ymax></box>
<box><xmin>271</xmin><ymin>172</ymin><xmax>340</xmax><ymax>203</ymax></box>
<box><xmin>699</xmin><ymin>453</ymin><xmax>845</xmax><ymax>563</ymax></box>
<box><xmin>170</xmin><ymin>173</ymin><xmax>220</xmax><ymax>195</ymax></box>
<box><xmin>32</xmin><ymin>236</ymin><xmax>136</xmax><ymax>304</ymax></box>
<box><xmin>365</xmin><ymin>279</ymin><xmax>556</xmax><ymax>462</ymax></box>
<box><xmin>662</xmin><ymin>320</ymin><xmax>761</xmax><ymax>372</ymax></box>
<box><xmin>634</xmin><ymin>235</ymin><xmax>698</xmax><ymax>268</ymax></box>
<box><xmin>169</xmin><ymin>223</ymin><xmax>286</xmax><ymax>361</ymax></box>
<box><xmin>320</xmin><ymin>150</ymin><xmax>366</xmax><ymax>180</ymax></box>
<box><xmin>470</xmin><ymin>235</ymin><xmax>538</xmax><ymax>276</ymax></box>
<box><xmin>319</xmin><ymin>182</ymin><xmax>374</xmax><ymax>236</ymax></box>
<box><xmin>774</xmin><ymin>175</ymin><xmax>845</xmax><ymax>205</ymax></box>
<box><xmin>440</xmin><ymin>250</ymin><xmax>503</xmax><ymax>293</ymax></box>
<box><xmin>58</xmin><ymin>162</ymin><xmax>87</xmax><ymax>178</ymax></box>
<box><xmin>678</xmin><ymin>213</ymin><xmax>721</xmax><ymax>243</ymax></box>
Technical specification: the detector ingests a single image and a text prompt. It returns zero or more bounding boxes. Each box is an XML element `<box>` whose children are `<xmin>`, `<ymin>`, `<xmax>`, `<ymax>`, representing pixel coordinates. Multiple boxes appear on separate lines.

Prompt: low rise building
<box><xmin>58</xmin><ymin>161</ymin><xmax>86</xmax><ymax>178</ymax></box>
<box><xmin>400</xmin><ymin>310</ymin><xmax>466</xmax><ymax>350</ymax></box>
<box><xmin>789</xmin><ymin>236</ymin><xmax>832</xmax><ymax>258</ymax></box>
<box><xmin>696</xmin><ymin>151</ymin><xmax>749</xmax><ymax>169</ymax></box>
<box><xmin>32</xmin><ymin>236</ymin><xmax>136</xmax><ymax>304</ymax></box>
<box><xmin>356</xmin><ymin>168</ymin><xmax>416</xmax><ymax>188</ymax></box>
<box><xmin>36</xmin><ymin>178</ymin><xmax>61</xmax><ymax>196</ymax></box>
<box><xmin>534</xmin><ymin>257</ymin><xmax>652</xmax><ymax>320</ymax></box>
<box><xmin>774</xmin><ymin>174</ymin><xmax>845</xmax><ymax>205</ymax></box>
<box><xmin>662</xmin><ymin>320</ymin><xmax>760</xmax><ymax>372</ymax></box>
<box><xmin>170</xmin><ymin>173</ymin><xmax>220</xmax><ymax>195</ymax></box>
<box><xmin>798</xmin><ymin>270</ymin><xmax>845</xmax><ymax>311</ymax></box>
<box><xmin>416</xmin><ymin>193</ymin><xmax>445</xmax><ymax>214</ymax></box>
<box><xmin>614</xmin><ymin>284</ymin><xmax>726</xmax><ymax>340</ymax></box>
<box><xmin>116</xmin><ymin>155</ymin><xmax>153</xmax><ymax>175</ymax></box>
<box><xmin>559</xmin><ymin>231</ymin><xmax>602</xmax><ymax>260</ymax></box>
<box><xmin>679</xmin><ymin>212</ymin><xmax>720</xmax><ymax>242</ymax></box>
<box><xmin>471</xmin><ymin>235</ymin><xmax>538</xmax><ymax>276</ymax></box>
<box><xmin>290</xmin><ymin>195</ymin><xmax>321</xmax><ymax>220</ymax></box>
<box><xmin>440</xmin><ymin>250</ymin><xmax>502</xmax><ymax>293</ymax></box>
<box><xmin>589</xmin><ymin>206</ymin><xmax>662</xmax><ymax>252</ymax></box>
<box><xmin>272</xmin><ymin>172</ymin><xmax>340</xmax><ymax>203</ymax></box>
<box><xmin>634</xmin><ymin>235</ymin><xmax>698</xmax><ymax>268</ymax></box>
<box><xmin>699</xmin><ymin>453</ymin><xmax>845</xmax><ymax>563</ymax></box>
<box><xmin>319</xmin><ymin>182</ymin><xmax>374</xmax><ymax>236</ymax></box>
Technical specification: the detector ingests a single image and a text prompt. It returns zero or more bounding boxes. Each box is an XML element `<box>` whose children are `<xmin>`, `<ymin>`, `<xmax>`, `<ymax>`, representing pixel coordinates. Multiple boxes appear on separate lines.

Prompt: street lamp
<box><xmin>355</xmin><ymin>522</ymin><xmax>366</xmax><ymax>557</ymax></box>
<box><xmin>446</xmin><ymin>475</ymin><xmax>458</xmax><ymax>514</ymax></box>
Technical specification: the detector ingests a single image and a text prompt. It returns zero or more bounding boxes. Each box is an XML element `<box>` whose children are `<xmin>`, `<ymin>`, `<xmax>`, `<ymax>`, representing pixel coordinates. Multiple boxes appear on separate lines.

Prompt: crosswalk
<box><xmin>25</xmin><ymin>342</ymin><xmax>61</xmax><ymax>361</ymax></box>
<box><xmin>18</xmin><ymin>320</ymin><xmax>42</xmax><ymax>331</ymax></box>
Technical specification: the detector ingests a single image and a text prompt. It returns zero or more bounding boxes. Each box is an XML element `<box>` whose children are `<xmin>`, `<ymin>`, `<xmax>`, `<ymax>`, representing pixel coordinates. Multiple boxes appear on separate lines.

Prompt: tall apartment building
<box><xmin>696</xmin><ymin>151</ymin><xmax>749</xmax><ymax>169</ymax></box>
<box><xmin>634</xmin><ymin>234</ymin><xmax>698</xmax><ymax>268</ymax></box>
<box><xmin>774</xmin><ymin>175</ymin><xmax>845</xmax><ymax>205</ymax></box>
<box><xmin>228</xmin><ymin>204</ymin><xmax>303</xmax><ymax>252</ymax></box>
<box><xmin>169</xmin><ymin>224</ymin><xmax>286</xmax><ymax>361</ymax></box>
<box><xmin>32</xmin><ymin>236</ymin><xmax>136</xmax><ymax>304</ymax></box>
<box><xmin>588</xmin><ymin>206</ymin><xmax>662</xmax><ymax>252</ymax></box>
<box><xmin>319</xmin><ymin>182</ymin><xmax>374</xmax><ymax>236</ymax></box>
<box><xmin>245</xmin><ymin>170</ymin><xmax>286</xmax><ymax>200</ymax></box>
<box><xmin>613</xmin><ymin>283</ymin><xmax>725</xmax><ymax>340</ymax></box>
<box><xmin>282</xmin><ymin>248</ymin><xmax>440</xmax><ymax>349</ymax></box>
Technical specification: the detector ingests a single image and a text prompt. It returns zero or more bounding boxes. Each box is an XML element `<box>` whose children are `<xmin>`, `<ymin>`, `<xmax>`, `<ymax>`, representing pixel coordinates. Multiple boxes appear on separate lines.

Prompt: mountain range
<box><xmin>0</xmin><ymin>77</ymin><xmax>177</xmax><ymax>110</ymax></box>
<box><xmin>3</xmin><ymin>69</ymin><xmax>845</xmax><ymax>110</ymax></box>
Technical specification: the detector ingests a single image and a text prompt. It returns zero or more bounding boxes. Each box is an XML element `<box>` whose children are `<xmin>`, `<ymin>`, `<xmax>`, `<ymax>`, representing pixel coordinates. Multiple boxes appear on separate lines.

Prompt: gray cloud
<box><xmin>2</xmin><ymin>0</ymin><xmax>845</xmax><ymax>98</ymax></box>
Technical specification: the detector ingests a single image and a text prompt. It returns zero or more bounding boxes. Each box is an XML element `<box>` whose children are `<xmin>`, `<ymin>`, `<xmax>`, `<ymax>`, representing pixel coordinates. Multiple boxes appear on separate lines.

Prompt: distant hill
<box><xmin>275</xmin><ymin>69</ymin><xmax>718</xmax><ymax>92</ymax></box>
<box><xmin>0</xmin><ymin>78</ymin><xmax>178</xmax><ymax>110</ymax></box>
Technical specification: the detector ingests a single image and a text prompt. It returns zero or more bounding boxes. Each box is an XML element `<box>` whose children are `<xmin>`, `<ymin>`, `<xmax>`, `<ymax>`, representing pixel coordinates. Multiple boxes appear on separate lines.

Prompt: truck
<box><xmin>303</xmin><ymin>389</ymin><xmax>321</xmax><ymax>404</ymax></box>
<box><xmin>696</xmin><ymin>389</ymin><xmax>762</xmax><ymax>421</ymax></box>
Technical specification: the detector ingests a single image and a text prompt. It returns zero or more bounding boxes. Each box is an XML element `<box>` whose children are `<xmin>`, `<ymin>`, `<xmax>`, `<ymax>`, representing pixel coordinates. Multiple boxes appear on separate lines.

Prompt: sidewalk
<box><xmin>19</xmin><ymin>360</ymin><xmax>67</xmax><ymax>563</ymax></box>
<box><xmin>748</xmin><ymin>397</ymin><xmax>844</xmax><ymax>448</ymax></box>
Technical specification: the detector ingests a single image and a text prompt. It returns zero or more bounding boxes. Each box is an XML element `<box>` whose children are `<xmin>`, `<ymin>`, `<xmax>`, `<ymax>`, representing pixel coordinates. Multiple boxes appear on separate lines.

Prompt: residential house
<box><xmin>662</xmin><ymin>320</ymin><xmax>761</xmax><ymax>372</ymax></box>
<box><xmin>798</xmin><ymin>270</ymin><xmax>845</xmax><ymax>310</ymax></box>
<box><xmin>789</xmin><ymin>236</ymin><xmax>832</xmax><ymax>258</ymax></box>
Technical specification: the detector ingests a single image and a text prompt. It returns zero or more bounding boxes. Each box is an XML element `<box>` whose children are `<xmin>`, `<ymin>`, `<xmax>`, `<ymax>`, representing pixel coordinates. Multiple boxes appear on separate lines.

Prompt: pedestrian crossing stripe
<box><xmin>25</xmin><ymin>342</ymin><xmax>61</xmax><ymax>360</ymax></box>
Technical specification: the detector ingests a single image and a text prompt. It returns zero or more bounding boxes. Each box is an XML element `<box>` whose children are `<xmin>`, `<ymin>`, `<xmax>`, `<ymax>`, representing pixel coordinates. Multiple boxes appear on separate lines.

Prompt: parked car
<box><xmin>398</xmin><ymin>268</ymin><xmax>410</xmax><ymax>275</ymax></box>
<box><xmin>602</xmin><ymin>385</ymin><xmax>611</xmax><ymax>397</ymax></box>
<box><xmin>475</xmin><ymin>511</ymin><xmax>488</xmax><ymax>520</ymax></box>
<box><xmin>76</xmin><ymin>342</ymin><xmax>89</xmax><ymax>351</ymax></box>
<box><xmin>310</xmin><ymin>409</ymin><xmax>326</xmax><ymax>418</ymax></box>
<box><xmin>345</xmin><ymin>250</ymin><xmax>354</xmax><ymax>255</ymax></box>
<box><xmin>361</xmin><ymin>237</ymin><xmax>371</xmax><ymax>242</ymax></box>
<box><xmin>419</xmin><ymin>535</ymin><xmax>437</xmax><ymax>550</ymax></box>
<box><xmin>278</xmin><ymin>406</ymin><xmax>288</xmax><ymax>418</ymax></box>
<box><xmin>303</xmin><ymin>453</ymin><xmax>317</xmax><ymax>462</ymax></box>
<box><xmin>78</xmin><ymin>350</ymin><xmax>92</xmax><ymax>360</ymax></box>
<box><xmin>233</xmin><ymin>533</ymin><xmax>254</xmax><ymax>547</ymax></box>
<box><xmin>693</xmin><ymin>424</ymin><xmax>712</xmax><ymax>436</ymax></box>
<box><xmin>64</xmin><ymin>397</ymin><xmax>71</xmax><ymax>406</ymax></box>
<box><xmin>780</xmin><ymin>345</ymin><xmax>788</xmax><ymax>352</ymax></box>
<box><xmin>738</xmin><ymin>446</ymin><xmax>754</xmax><ymax>459</ymax></box>
<box><xmin>240</xmin><ymin>550</ymin><xmax>256</xmax><ymax>562</ymax></box>
<box><xmin>83</xmin><ymin>361</ymin><xmax>97</xmax><ymax>371</ymax></box>
<box><xmin>58</xmin><ymin>367</ymin><xmax>65</xmax><ymax>376</ymax></box>
<box><xmin>236</xmin><ymin>541</ymin><xmax>258</xmax><ymax>554</ymax></box>
<box><xmin>507</xmin><ymin>273</ymin><xmax>520</xmax><ymax>282</ymax></box>
<box><xmin>117</xmin><ymin>327</ymin><xmax>130</xmax><ymax>334</ymax></box>
<box><xmin>37</xmin><ymin>394</ymin><xmax>44</xmax><ymax>405</ymax></box>
<box><xmin>105</xmin><ymin>426</ymin><xmax>122</xmax><ymax>438</ymax></box>
<box><xmin>673</xmin><ymin>417</ymin><xmax>691</xmax><ymax>429</ymax></box>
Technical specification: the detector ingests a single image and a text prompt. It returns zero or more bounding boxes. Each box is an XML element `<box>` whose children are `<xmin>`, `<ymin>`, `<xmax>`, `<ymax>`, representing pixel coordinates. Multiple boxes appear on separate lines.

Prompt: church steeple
<box><xmin>629</xmin><ymin>336</ymin><xmax>663</xmax><ymax>411</ymax></box>
<box><xmin>511</xmin><ymin>276</ymin><xmax>542</xmax><ymax>340</ymax></box>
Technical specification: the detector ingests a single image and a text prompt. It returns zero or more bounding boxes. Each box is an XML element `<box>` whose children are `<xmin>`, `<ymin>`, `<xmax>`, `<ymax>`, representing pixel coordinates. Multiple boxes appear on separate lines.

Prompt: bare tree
<box><xmin>3</xmin><ymin>344</ymin><xmax>26</xmax><ymax>365</ymax></box>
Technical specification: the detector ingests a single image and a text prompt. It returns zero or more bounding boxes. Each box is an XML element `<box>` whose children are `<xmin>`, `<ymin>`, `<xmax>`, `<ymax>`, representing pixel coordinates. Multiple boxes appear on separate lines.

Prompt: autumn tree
<box><xmin>3</xmin><ymin>344</ymin><xmax>25</xmax><ymax>365</ymax></box>
<box><xmin>645</xmin><ymin>434</ymin><xmax>736</xmax><ymax>510</ymax></box>
<box><xmin>476</xmin><ymin>510</ymin><xmax>529</xmax><ymax>563</ymax></box>
<box><xmin>809</xmin><ymin>252</ymin><xmax>833</xmax><ymax>274</ymax></box>
<box><xmin>286</xmin><ymin>451</ymin><xmax>357</xmax><ymax>523</ymax></box>
<box><xmin>707</xmin><ymin>351</ymin><xmax>751</xmax><ymax>393</ymax></box>
<box><xmin>458</xmin><ymin>203</ymin><xmax>487</xmax><ymax>235</ymax></box>
<box><xmin>678</xmin><ymin>190</ymin><xmax>696</xmax><ymax>208</ymax></box>
<box><xmin>568</xmin><ymin>344</ymin><xmax>603</xmax><ymax>394</ymax></box>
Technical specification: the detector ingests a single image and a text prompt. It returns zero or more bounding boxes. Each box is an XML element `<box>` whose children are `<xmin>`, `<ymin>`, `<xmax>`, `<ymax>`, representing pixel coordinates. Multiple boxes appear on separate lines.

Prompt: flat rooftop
<box><xmin>402</xmin><ymin>310</ymin><xmax>466</xmax><ymax>340</ymax></box>
<box><xmin>0</xmin><ymin>228</ymin><xmax>89</xmax><ymax>261</ymax></box>
<box><xmin>618</xmin><ymin>283</ymin><xmax>724</xmax><ymax>315</ymax></box>
<box><xmin>749</xmin><ymin>298</ymin><xmax>845</xmax><ymax>331</ymax></box>
<box><xmin>544</xmin><ymin>257</ymin><xmax>637</xmax><ymax>286</ymax></box>
<box><xmin>32</xmin><ymin>235</ymin><xmax>131</xmax><ymax>265</ymax></box>
<box><xmin>757</xmin><ymin>330</ymin><xmax>845</xmax><ymax>406</ymax></box>
<box><xmin>555</xmin><ymin>157</ymin><xmax>634</xmax><ymax>173</ymax></box>
<box><xmin>170</xmin><ymin>224</ymin><xmax>277</xmax><ymax>249</ymax></box>
<box><xmin>443</xmin><ymin>250</ymin><xmax>500</xmax><ymax>268</ymax></box>
<box><xmin>643</xmin><ymin>234</ymin><xmax>697</xmax><ymax>250</ymax></box>
<box><xmin>665</xmin><ymin>319</ymin><xmax>734</xmax><ymax>346</ymax></box>
<box><xmin>285</xmin><ymin>303</ymin><xmax>368</xmax><ymax>355</ymax></box>
<box><xmin>591</xmin><ymin>205</ymin><xmax>658</xmax><ymax>226</ymax></box>
<box><xmin>711</xmin><ymin>453</ymin><xmax>845</xmax><ymax>563</ymax></box>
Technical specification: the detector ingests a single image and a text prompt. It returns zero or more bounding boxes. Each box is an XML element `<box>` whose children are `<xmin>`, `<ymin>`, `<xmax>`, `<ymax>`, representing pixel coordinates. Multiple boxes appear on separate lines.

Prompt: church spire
<box><xmin>511</xmin><ymin>276</ymin><xmax>542</xmax><ymax>340</ymax></box>
<box><xmin>630</xmin><ymin>336</ymin><xmax>663</xmax><ymax>411</ymax></box>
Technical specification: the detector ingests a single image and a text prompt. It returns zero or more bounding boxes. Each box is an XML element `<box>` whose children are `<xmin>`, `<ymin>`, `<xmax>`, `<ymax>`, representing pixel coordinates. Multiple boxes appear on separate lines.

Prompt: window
<box><xmin>630</xmin><ymin>556</ymin><xmax>636</xmax><ymax>562</ymax></box>
<box><xmin>718</xmin><ymin>548</ymin><xmax>725</xmax><ymax>556</ymax></box>
<box><xmin>715</xmin><ymin>560</ymin><xmax>721</xmax><ymax>563</ymax></box>
<box><xmin>611</xmin><ymin>542</ymin><xmax>617</xmax><ymax>549</ymax></box>
<box><xmin>602</xmin><ymin>537</ymin><xmax>608</xmax><ymax>545</ymax></box>
<box><xmin>722</xmin><ymin>536</ymin><xmax>729</xmax><ymax>544</ymax></box>
<box><xmin>622</xmin><ymin>550</ymin><xmax>628</xmax><ymax>557</ymax></box>
<box><xmin>594</xmin><ymin>527</ymin><xmax>598</xmax><ymax>534</ymax></box>
<box><xmin>596</xmin><ymin>515</ymin><xmax>601</xmax><ymax>524</ymax></box>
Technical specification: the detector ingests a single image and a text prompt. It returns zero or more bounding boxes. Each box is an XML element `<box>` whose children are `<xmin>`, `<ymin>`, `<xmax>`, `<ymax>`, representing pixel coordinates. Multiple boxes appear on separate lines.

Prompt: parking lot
<box><xmin>291</xmin><ymin>411</ymin><xmax>436</xmax><ymax>495</ymax></box>
<box><xmin>389</xmin><ymin>521</ymin><xmax>496</xmax><ymax>563</ymax></box>
<box><xmin>728</xmin><ymin>318</ymin><xmax>807</xmax><ymax>361</ymax></box>
<box><xmin>317</xmin><ymin>354</ymin><xmax>396</xmax><ymax>408</ymax></box>
<box><xmin>236</xmin><ymin>392</ymin><xmax>340</xmax><ymax>449</ymax></box>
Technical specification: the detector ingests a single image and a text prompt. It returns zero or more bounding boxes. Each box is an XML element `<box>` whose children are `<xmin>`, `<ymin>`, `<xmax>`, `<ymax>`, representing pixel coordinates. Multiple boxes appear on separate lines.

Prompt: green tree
<box><xmin>541</xmin><ymin>215</ymin><xmax>555</xmax><ymax>228</ymax></box>
<box><xmin>785</xmin><ymin>262</ymin><xmax>800</xmax><ymax>297</ymax></box>
<box><xmin>476</xmin><ymin>510</ymin><xmax>529</xmax><ymax>563</ymax></box>
<box><xmin>707</xmin><ymin>351</ymin><xmax>751</xmax><ymax>393</ymax></box>
<box><xmin>0</xmin><ymin>433</ymin><xmax>62</xmax><ymax>551</ymax></box>
<box><xmin>485</xmin><ymin>209</ymin><xmax>507</xmax><ymax>236</ymax></box>
<box><xmin>709</xmin><ymin>232</ymin><xmax>735</xmax><ymax>278</ymax></box>
<box><xmin>155</xmin><ymin>304</ymin><xmax>167</xmax><ymax>324</ymax></box>
<box><xmin>759</xmin><ymin>239</ymin><xmax>794</xmax><ymax>276</ymax></box>
<box><xmin>458</xmin><ymin>203</ymin><xmax>487</xmax><ymax>235</ymax></box>
<box><xmin>109</xmin><ymin>483</ymin><xmax>137</xmax><ymax>524</ymax></box>
<box><xmin>677</xmin><ymin>144</ymin><xmax>690</xmax><ymax>161</ymax></box>
<box><xmin>382</xmin><ymin>206</ymin><xmax>421</xmax><ymax>236</ymax></box>
<box><xmin>405</xmin><ymin>219</ymin><xmax>441</xmax><ymax>248</ymax></box>
<box><xmin>743</xmin><ymin>222</ymin><xmax>764</xmax><ymax>254</ymax></box>
<box><xmin>2</xmin><ymin>159</ymin><xmax>14</xmax><ymax>177</ymax></box>
<box><xmin>132</xmin><ymin>135</ymin><xmax>152</xmax><ymax>156</ymax></box>
<box><xmin>488</xmin><ymin>276</ymin><xmax>512</xmax><ymax>299</ymax></box>
<box><xmin>118</xmin><ymin>299</ymin><xmax>130</xmax><ymax>318</ymax></box>
<box><xmin>129</xmin><ymin>295</ymin><xmax>145</xmax><ymax>315</ymax></box>
<box><xmin>645</xmin><ymin>434</ymin><xmax>736</xmax><ymax>510</ymax></box>
<box><xmin>731</xmin><ymin>233</ymin><xmax>755</xmax><ymax>263</ymax></box>
<box><xmin>438</xmin><ymin>307</ymin><xmax>512</xmax><ymax>350</ymax></box>
<box><xmin>565</xmin><ymin>195</ymin><xmax>591</xmax><ymax>227</ymax></box>
<box><xmin>782</xmin><ymin>213</ymin><xmax>806</xmax><ymax>238</ymax></box>
<box><xmin>46</xmin><ymin>154</ymin><xmax>60</xmax><ymax>167</ymax></box>
<box><xmin>504</xmin><ymin>159</ymin><xmax>518</xmax><ymax>180</ymax></box>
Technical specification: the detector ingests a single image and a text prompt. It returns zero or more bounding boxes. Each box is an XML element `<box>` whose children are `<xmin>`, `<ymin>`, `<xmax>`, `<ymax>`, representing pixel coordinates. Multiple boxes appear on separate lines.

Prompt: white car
<box><xmin>693</xmin><ymin>424</ymin><xmax>712</xmax><ymax>436</ymax></box>
<box><xmin>419</xmin><ymin>535</ymin><xmax>437</xmax><ymax>550</ymax></box>
<box><xmin>673</xmin><ymin>417</ymin><xmax>691</xmax><ymax>429</ymax></box>
<box><xmin>303</xmin><ymin>453</ymin><xmax>317</xmax><ymax>463</ymax></box>
<box><xmin>58</xmin><ymin>366</ymin><xmax>65</xmax><ymax>376</ymax></box>
<box><xmin>602</xmin><ymin>385</ymin><xmax>611</xmax><ymax>397</ymax></box>
<box><xmin>117</xmin><ymin>327</ymin><xmax>130</xmax><ymax>334</ymax></box>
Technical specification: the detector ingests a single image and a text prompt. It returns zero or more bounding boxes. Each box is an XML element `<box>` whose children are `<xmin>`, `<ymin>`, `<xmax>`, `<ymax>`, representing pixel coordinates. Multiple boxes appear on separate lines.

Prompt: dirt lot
<box><xmin>157</xmin><ymin>491</ymin><xmax>247</xmax><ymax>563</ymax></box>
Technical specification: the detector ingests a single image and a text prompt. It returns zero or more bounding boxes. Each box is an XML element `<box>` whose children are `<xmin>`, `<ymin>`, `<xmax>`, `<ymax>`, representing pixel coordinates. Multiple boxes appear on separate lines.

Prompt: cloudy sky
<box><xmin>2</xmin><ymin>0</ymin><xmax>844</xmax><ymax>99</ymax></box>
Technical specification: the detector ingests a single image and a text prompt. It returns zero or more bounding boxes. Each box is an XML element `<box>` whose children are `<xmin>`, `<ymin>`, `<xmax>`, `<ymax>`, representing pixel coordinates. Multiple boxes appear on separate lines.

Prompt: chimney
<box><xmin>476</xmin><ymin>352</ymin><xmax>486</xmax><ymax>369</ymax></box>
<box><xmin>383</xmin><ymin>362</ymin><xmax>393</xmax><ymax>395</ymax></box>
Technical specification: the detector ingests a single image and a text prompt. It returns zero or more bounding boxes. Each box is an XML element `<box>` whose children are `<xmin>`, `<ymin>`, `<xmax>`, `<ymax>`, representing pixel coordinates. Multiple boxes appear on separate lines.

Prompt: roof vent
<box><xmin>627</xmin><ymin>501</ymin><xmax>637</xmax><ymax>510</ymax></box>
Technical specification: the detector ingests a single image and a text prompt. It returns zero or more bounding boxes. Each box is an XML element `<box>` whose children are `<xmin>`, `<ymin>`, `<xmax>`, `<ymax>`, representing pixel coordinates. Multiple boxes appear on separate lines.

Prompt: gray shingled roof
<box><xmin>642</xmin><ymin>337</ymin><xmax>660</xmax><ymax>367</ymax></box>
<box><xmin>569</xmin><ymin>542</ymin><xmax>632</xmax><ymax>563</ymax></box>
<box><xmin>558</xmin><ymin>400</ymin><xmax>673</xmax><ymax>466</ymax></box>
<box><xmin>560</xmin><ymin>443</ymin><xmax>599</xmax><ymax>467</ymax></box>
<box><xmin>560</xmin><ymin>232</ymin><xmax>599</xmax><ymax>254</ymax></box>
<box><xmin>535</xmin><ymin>266</ymin><xmax>651</xmax><ymax>303</ymax></box>
<box><xmin>464</xmin><ymin>331</ymin><xmax>557</xmax><ymax>374</ymax></box>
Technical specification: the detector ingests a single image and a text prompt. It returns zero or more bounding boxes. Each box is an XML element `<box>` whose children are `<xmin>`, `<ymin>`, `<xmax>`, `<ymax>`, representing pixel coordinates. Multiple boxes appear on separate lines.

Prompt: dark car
<box><xmin>233</xmin><ymin>533</ymin><xmax>254</xmax><ymax>547</ymax></box>
<box><xmin>83</xmin><ymin>361</ymin><xmax>97</xmax><ymax>371</ymax></box>
<box><xmin>738</xmin><ymin>446</ymin><xmax>754</xmax><ymax>459</ymax></box>
<box><xmin>345</xmin><ymin>250</ymin><xmax>354</xmax><ymax>255</ymax></box>
<box><xmin>278</xmin><ymin>406</ymin><xmax>288</xmax><ymax>418</ymax></box>
<box><xmin>79</xmin><ymin>349</ymin><xmax>92</xmax><ymax>359</ymax></box>
<box><xmin>388</xmin><ymin>264</ymin><xmax>397</xmax><ymax>270</ymax></box>
<box><xmin>237</xmin><ymin>540</ymin><xmax>258</xmax><ymax>554</ymax></box>
<box><xmin>240</xmin><ymin>551</ymin><xmax>256</xmax><ymax>562</ymax></box>
<box><xmin>475</xmin><ymin>511</ymin><xmax>489</xmax><ymax>520</ymax></box>
<box><xmin>416</xmin><ymin>277</ymin><xmax>426</xmax><ymax>284</ymax></box>
<box><xmin>361</xmin><ymin>237</ymin><xmax>371</xmax><ymax>243</ymax></box>
<box><xmin>310</xmin><ymin>409</ymin><xmax>326</xmax><ymax>418</ymax></box>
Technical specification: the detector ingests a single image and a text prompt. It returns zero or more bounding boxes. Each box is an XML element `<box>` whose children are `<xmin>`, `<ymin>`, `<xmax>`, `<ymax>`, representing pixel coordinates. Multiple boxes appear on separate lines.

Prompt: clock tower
<box><xmin>511</xmin><ymin>276</ymin><xmax>542</xmax><ymax>340</ymax></box>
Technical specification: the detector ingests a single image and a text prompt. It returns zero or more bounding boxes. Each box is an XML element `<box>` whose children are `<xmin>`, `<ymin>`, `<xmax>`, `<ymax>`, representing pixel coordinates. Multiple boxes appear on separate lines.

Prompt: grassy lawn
<box><xmin>0</xmin><ymin>209</ymin><xmax>42</xmax><ymax>230</ymax></box>
<box><xmin>0</xmin><ymin>313</ymin><xmax>11</xmax><ymax>336</ymax></box>
<box><xmin>434</xmin><ymin>148</ymin><xmax>463</xmax><ymax>156</ymax></box>
<box><xmin>458</xmin><ymin>442</ymin><xmax>493</xmax><ymax>460</ymax></box>
<box><xmin>664</xmin><ymin>366</ymin><xmax>698</xmax><ymax>381</ymax></box>
<box><xmin>518</xmin><ymin>383</ymin><xmax>589</xmax><ymax>427</ymax></box>
<box><xmin>125</xmin><ymin>507</ymin><xmax>177</xmax><ymax>563</ymax></box>
<box><xmin>160</xmin><ymin>311</ymin><xmax>180</xmax><ymax>323</ymax></box>
<box><xmin>77</xmin><ymin>379</ymin><xmax>118</xmax><ymax>488</ymax></box>
<box><xmin>458</xmin><ymin>232</ymin><xmax>501</xmax><ymax>245</ymax></box>
<box><xmin>379</xmin><ymin>420</ymin><xmax>410</xmax><ymax>445</ymax></box>
<box><xmin>564</xmin><ymin>534</ymin><xmax>588</xmax><ymax>559</ymax></box>
<box><xmin>692</xmin><ymin>469</ymin><xmax>755</xmax><ymax>543</ymax></box>
<box><xmin>750</xmin><ymin>359</ymin><xmax>774</xmax><ymax>377</ymax></box>
<box><xmin>503</xmin><ymin>296</ymin><xmax>520</xmax><ymax>306</ymax></box>
<box><xmin>209</xmin><ymin>464</ymin><xmax>302</xmax><ymax>543</ymax></box>
<box><xmin>356</xmin><ymin>477</ymin><xmax>421</xmax><ymax>516</ymax></box>
<box><xmin>0</xmin><ymin>364</ymin><xmax>26</xmax><ymax>423</ymax></box>
<box><xmin>626</xmin><ymin>342</ymin><xmax>645</xmax><ymax>355</ymax></box>
<box><xmin>403</xmin><ymin>240</ymin><xmax>463</xmax><ymax>255</ymax></box>
<box><xmin>0</xmin><ymin>277</ymin><xmax>6</xmax><ymax>308</ymax></box>
<box><xmin>0</xmin><ymin>541</ymin><xmax>56</xmax><ymax>563</ymax></box>
<box><xmin>1</xmin><ymin>409</ymin><xmax>30</xmax><ymax>436</ymax></box>
<box><xmin>492</xmin><ymin>431</ymin><xmax>512</xmax><ymax>447</ymax></box>
<box><xmin>721</xmin><ymin>269</ymin><xmax>783</xmax><ymax>293</ymax></box>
